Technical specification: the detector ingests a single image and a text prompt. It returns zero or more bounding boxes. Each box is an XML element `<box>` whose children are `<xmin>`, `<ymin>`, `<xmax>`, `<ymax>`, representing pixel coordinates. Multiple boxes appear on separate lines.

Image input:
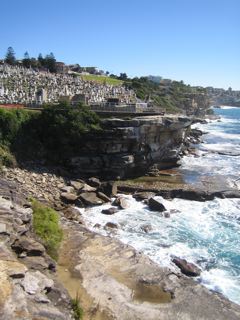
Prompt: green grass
<box><xmin>31</xmin><ymin>200</ymin><xmax>63</xmax><ymax>260</ymax></box>
<box><xmin>71</xmin><ymin>292</ymin><xmax>83</xmax><ymax>320</ymax></box>
<box><xmin>81</xmin><ymin>74</ymin><xmax>123</xmax><ymax>86</ymax></box>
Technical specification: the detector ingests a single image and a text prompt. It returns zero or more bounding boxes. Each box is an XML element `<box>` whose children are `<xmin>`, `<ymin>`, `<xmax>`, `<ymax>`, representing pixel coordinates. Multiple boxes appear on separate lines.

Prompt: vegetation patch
<box><xmin>71</xmin><ymin>292</ymin><xmax>83</xmax><ymax>320</ymax></box>
<box><xmin>81</xmin><ymin>74</ymin><xmax>123</xmax><ymax>86</ymax></box>
<box><xmin>0</xmin><ymin>145</ymin><xmax>16</xmax><ymax>167</ymax></box>
<box><xmin>31</xmin><ymin>200</ymin><xmax>63</xmax><ymax>260</ymax></box>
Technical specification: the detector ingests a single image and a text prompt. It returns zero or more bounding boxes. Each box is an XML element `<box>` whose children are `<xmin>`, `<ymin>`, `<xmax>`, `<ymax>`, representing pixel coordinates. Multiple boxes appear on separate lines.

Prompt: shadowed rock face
<box><xmin>70</xmin><ymin>116</ymin><xmax>193</xmax><ymax>179</ymax></box>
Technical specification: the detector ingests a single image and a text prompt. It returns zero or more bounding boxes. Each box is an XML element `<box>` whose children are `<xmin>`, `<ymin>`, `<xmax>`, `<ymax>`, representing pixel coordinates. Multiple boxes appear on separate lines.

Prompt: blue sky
<box><xmin>1</xmin><ymin>0</ymin><xmax>239</xmax><ymax>89</ymax></box>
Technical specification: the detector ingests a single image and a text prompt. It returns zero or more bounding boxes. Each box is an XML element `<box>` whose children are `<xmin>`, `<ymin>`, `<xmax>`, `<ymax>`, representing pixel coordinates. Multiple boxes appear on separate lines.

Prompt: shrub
<box><xmin>0</xmin><ymin>145</ymin><xmax>17</xmax><ymax>167</ymax></box>
<box><xmin>31</xmin><ymin>200</ymin><xmax>63</xmax><ymax>260</ymax></box>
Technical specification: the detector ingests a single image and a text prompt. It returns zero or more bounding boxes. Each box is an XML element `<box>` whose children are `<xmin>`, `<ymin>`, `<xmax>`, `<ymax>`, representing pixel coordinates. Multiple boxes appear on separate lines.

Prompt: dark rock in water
<box><xmin>79</xmin><ymin>192</ymin><xmax>103</xmax><ymax>206</ymax></box>
<box><xmin>148</xmin><ymin>198</ymin><xmax>166</xmax><ymax>212</ymax></box>
<box><xmin>88</xmin><ymin>177</ymin><xmax>101</xmax><ymax>188</ymax></box>
<box><xmin>104</xmin><ymin>222</ymin><xmax>118</xmax><ymax>230</ymax></box>
<box><xmin>133</xmin><ymin>192</ymin><xmax>156</xmax><ymax>201</ymax></box>
<box><xmin>164</xmin><ymin>212</ymin><xmax>171</xmax><ymax>218</ymax></box>
<box><xmin>97</xmin><ymin>191</ymin><xmax>111</xmax><ymax>203</ymax></box>
<box><xmin>112</xmin><ymin>197</ymin><xmax>130</xmax><ymax>209</ymax></box>
<box><xmin>101</xmin><ymin>207</ymin><xmax>118</xmax><ymax>215</ymax></box>
<box><xmin>172</xmin><ymin>257</ymin><xmax>201</xmax><ymax>277</ymax></box>
<box><xmin>170</xmin><ymin>209</ymin><xmax>180</xmax><ymax>214</ymax></box>
<box><xmin>11</xmin><ymin>237</ymin><xmax>45</xmax><ymax>256</ymax></box>
<box><xmin>60</xmin><ymin>192</ymin><xmax>78</xmax><ymax>204</ymax></box>
<box><xmin>93</xmin><ymin>223</ymin><xmax>101</xmax><ymax>228</ymax></box>
<box><xmin>140</xmin><ymin>224</ymin><xmax>153</xmax><ymax>233</ymax></box>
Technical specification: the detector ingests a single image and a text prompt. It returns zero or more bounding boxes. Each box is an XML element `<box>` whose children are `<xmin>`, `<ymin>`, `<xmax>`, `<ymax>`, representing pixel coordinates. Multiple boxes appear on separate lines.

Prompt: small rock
<box><xmin>148</xmin><ymin>198</ymin><xmax>166</xmax><ymax>212</ymax></box>
<box><xmin>81</xmin><ymin>184</ymin><xmax>97</xmax><ymax>192</ymax></box>
<box><xmin>164</xmin><ymin>212</ymin><xmax>171</xmax><ymax>218</ymax></box>
<box><xmin>172</xmin><ymin>257</ymin><xmax>201</xmax><ymax>277</ymax></box>
<box><xmin>101</xmin><ymin>207</ymin><xmax>118</xmax><ymax>215</ymax></box>
<box><xmin>60</xmin><ymin>186</ymin><xmax>75</xmax><ymax>194</ymax></box>
<box><xmin>70</xmin><ymin>180</ymin><xmax>84</xmax><ymax>191</ymax></box>
<box><xmin>140</xmin><ymin>224</ymin><xmax>153</xmax><ymax>233</ymax></box>
<box><xmin>104</xmin><ymin>222</ymin><xmax>118</xmax><ymax>230</ymax></box>
<box><xmin>60</xmin><ymin>192</ymin><xmax>78</xmax><ymax>204</ymax></box>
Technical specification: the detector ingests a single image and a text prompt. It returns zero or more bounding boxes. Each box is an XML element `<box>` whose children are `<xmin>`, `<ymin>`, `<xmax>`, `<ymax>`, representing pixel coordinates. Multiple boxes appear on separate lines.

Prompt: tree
<box><xmin>119</xmin><ymin>73</ymin><xmax>128</xmax><ymax>80</ymax></box>
<box><xmin>38</xmin><ymin>53</ymin><xmax>44</xmax><ymax>67</ymax></box>
<box><xmin>22</xmin><ymin>51</ymin><xmax>31</xmax><ymax>68</ymax></box>
<box><xmin>5</xmin><ymin>47</ymin><xmax>16</xmax><ymax>65</ymax></box>
<box><xmin>45</xmin><ymin>52</ymin><xmax>57</xmax><ymax>73</ymax></box>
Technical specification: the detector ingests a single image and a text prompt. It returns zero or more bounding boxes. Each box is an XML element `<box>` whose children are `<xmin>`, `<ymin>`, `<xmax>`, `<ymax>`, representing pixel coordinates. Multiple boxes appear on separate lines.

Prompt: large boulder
<box><xmin>112</xmin><ymin>197</ymin><xmax>130</xmax><ymax>209</ymax></box>
<box><xmin>148</xmin><ymin>198</ymin><xmax>166</xmax><ymax>212</ymax></box>
<box><xmin>79</xmin><ymin>192</ymin><xmax>103</xmax><ymax>206</ymax></box>
<box><xmin>172</xmin><ymin>257</ymin><xmax>201</xmax><ymax>277</ymax></box>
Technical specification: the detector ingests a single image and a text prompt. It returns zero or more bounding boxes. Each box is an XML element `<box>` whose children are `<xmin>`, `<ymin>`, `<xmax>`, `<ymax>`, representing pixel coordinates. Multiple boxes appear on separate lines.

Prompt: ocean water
<box><xmin>80</xmin><ymin>107</ymin><xmax>240</xmax><ymax>305</ymax></box>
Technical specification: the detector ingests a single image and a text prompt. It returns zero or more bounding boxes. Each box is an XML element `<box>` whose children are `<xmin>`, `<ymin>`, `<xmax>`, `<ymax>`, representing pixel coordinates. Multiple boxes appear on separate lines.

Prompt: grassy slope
<box><xmin>80</xmin><ymin>74</ymin><xmax>123</xmax><ymax>86</ymax></box>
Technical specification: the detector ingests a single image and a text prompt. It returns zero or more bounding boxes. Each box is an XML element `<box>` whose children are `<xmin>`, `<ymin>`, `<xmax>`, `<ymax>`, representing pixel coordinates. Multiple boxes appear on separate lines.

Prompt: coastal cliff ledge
<box><xmin>70</xmin><ymin>115</ymin><xmax>193</xmax><ymax>179</ymax></box>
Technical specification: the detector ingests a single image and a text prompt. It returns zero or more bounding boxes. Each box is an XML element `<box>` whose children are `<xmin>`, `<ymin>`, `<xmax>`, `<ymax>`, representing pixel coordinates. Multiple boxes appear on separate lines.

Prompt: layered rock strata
<box><xmin>70</xmin><ymin>115</ymin><xmax>193</xmax><ymax>179</ymax></box>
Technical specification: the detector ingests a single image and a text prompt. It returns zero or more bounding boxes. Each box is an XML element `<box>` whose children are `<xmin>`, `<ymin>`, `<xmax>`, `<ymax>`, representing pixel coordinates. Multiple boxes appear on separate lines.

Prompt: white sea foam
<box><xmin>81</xmin><ymin>195</ymin><xmax>240</xmax><ymax>304</ymax></box>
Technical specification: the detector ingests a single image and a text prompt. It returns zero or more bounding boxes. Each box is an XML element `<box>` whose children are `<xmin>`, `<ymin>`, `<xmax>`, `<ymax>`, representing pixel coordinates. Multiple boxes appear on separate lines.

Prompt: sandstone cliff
<box><xmin>70</xmin><ymin>115</ymin><xmax>192</xmax><ymax>179</ymax></box>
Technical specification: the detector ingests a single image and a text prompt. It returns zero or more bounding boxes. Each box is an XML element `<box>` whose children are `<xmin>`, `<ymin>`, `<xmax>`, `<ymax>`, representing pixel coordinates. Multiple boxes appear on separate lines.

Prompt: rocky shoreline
<box><xmin>1</xmin><ymin>162</ymin><xmax>240</xmax><ymax>319</ymax></box>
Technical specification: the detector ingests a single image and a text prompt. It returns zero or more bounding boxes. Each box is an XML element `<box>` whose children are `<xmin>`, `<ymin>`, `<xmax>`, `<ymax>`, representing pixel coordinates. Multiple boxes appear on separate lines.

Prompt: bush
<box><xmin>0</xmin><ymin>145</ymin><xmax>17</xmax><ymax>167</ymax></box>
<box><xmin>31</xmin><ymin>200</ymin><xmax>63</xmax><ymax>260</ymax></box>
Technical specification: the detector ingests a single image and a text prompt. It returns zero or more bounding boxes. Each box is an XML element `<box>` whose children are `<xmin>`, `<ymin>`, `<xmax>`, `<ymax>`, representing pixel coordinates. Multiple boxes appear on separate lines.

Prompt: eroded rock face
<box><xmin>70</xmin><ymin>116</ymin><xmax>193</xmax><ymax>179</ymax></box>
<box><xmin>0</xmin><ymin>195</ymin><xmax>73</xmax><ymax>320</ymax></box>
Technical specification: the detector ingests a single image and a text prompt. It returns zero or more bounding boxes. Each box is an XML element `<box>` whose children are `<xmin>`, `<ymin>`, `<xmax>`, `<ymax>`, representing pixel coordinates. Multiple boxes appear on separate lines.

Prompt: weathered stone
<box><xmin>112</xmin><ymin>197</ymin><xmax>130</xmax><ymax>209</ymax></box>
<box><xmin>60</xmin><ymin>192</ymin><xmax>78</xmax><ymax>203</ymax></box>
<box><xmin>133</xmin><ymin>192</ymin><xmax>156</xmax><ymax>201</ymax></box>
<box><xmin>104</xmin><ymin>222</ymin><xmax>118</xmax><ymax>229</ymax></box>
<box><xmin>148</xmin><ymin>198</ymin><xmax>166</xmax><ymax>212</ymax></box>
<box><xmin>70</xmin><ymin>180</ymin><xmax>84</xmax><ymax>191</ymax></box>
<box><xmin>21</xmin><ymin>256</ymin><xmax>48</xmax><ymax>270</ymax></box>
<box><xmin>60</xmin><ymin>186</ymin><xmax>75</xmax><ymax>193</ymax></box>
<box><xmin>97</xmin><ymin>191</ymin><xmax>111</xmax><ymax>203</ymax></box>
<box><xmin>20</xmin><ymin>271</ymin><xmax>54</xmax><ymax>295</ymax></box>
<box><xmin>11</xmin><ymin>237</ymin><xmax>45</xmax><ymax>256</ymax></box>
<box><xmin>79</xmin><ymin>192</ymin><xmax>103</xmax><ymax>206</ymax></box>
<box><xmin>87</xmin><ymin>177</ymin><xmax>101</xmax><ymax>188</ymax></box>
<box><xmin>0</xmin><ymin>223</ymin><xmax>8</xmax><ymax>235</ymax></box>
<box><xmin>101</xmin><ymin>207</ymin><xmax>118</xmax><ymax>215</ymax></box>
<box><xmin>172</xmin><ymin>257</ymin><xmax>201</xmax><ymax>277</ymax></box>
<box><xmin>81</xmin><ymin>184</ymin><xmax>97</xmax><ymax>192</ymax></box>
